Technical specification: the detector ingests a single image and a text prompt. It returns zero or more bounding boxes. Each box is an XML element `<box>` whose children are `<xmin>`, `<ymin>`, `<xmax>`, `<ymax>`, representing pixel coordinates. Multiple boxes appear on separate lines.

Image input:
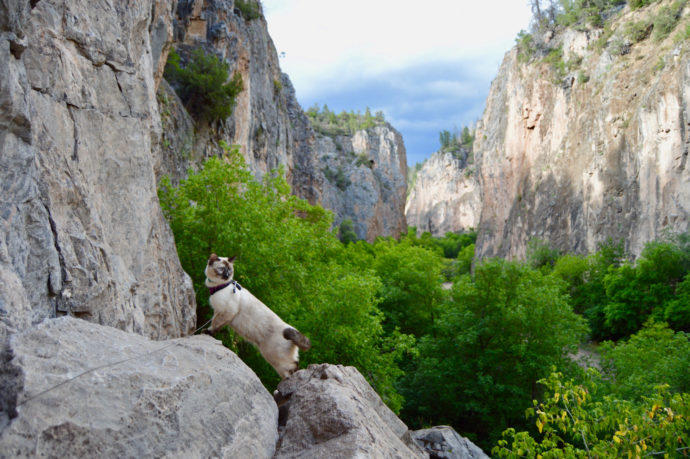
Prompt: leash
<box><xmin>15</xmin><ymin>317</ymin><xmax>215</xmax><ymax>408</ymax></box>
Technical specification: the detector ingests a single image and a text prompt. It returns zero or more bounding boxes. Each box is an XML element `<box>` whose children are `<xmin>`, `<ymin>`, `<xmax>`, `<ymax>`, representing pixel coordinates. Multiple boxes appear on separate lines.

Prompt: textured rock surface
<box><xmin>317</xmin><ymin>125</ymin><xmax>409</xmax><ymax>241</ymax></box>
<box><xmin>0</xmin><ymin>0</ymin><xmax>196</xmax><ymax>338</ymax></box>
<box><xmin>474</xmin><ymin>5</ymin><xmax>690</xmax><ymax>259</ymax></box>
<box><xmin>411</xmin><ymin>426</ymin><xmax>489</xmax><ymax>459</ymax></box>
<box><xmin>0</xmin><ymin>316</ymin><xmax>278</xmax><ymax>458</ymax></box>
<box><xmin>160</xmin><ymin>0</ymin><xmax>406</xmax><ymax>239</ymax></box>
<box><xmin>406</xmin><ymin>150</ymin><xmax>480</xmax><ymax>236</ymax></box>
<box><xmin>273</xmin><ymin>363</ymin><xmax>426</xmax><ymax>458</ymax></box>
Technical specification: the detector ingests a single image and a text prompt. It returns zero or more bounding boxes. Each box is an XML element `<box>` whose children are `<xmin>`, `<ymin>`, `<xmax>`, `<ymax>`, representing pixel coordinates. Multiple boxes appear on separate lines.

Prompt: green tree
<box><xmin>164</xmin><ymin>48</ymin><xmax>243</xmax><ymax>122</ymax></box>
<box><xmin>400</xmin><ymin>259</ymin><xmax>588</xmax><ymax>450</ymax></box>
<box><xmin>600</xmin><ymin>321</ymin><xmax>690</xmax><ymax>401</ymax></box>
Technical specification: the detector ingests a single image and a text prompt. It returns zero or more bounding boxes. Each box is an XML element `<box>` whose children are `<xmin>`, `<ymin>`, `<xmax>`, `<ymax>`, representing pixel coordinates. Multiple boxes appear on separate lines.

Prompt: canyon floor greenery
<box><xmin>159</xmin><ymin>148</ymin><xmax>690</xmax><ymax>454</ymax></box>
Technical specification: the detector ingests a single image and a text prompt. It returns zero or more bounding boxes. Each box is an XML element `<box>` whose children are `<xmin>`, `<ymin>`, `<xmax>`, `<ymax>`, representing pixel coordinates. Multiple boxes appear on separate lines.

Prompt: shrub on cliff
<box><xmin>164</xmin><ymin>48</ymin><xmax>243</xmax><ymax>123</ymax></box>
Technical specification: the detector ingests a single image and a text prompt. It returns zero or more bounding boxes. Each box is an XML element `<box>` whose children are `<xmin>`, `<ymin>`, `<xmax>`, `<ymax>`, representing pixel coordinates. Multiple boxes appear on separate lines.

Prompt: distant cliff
<box><xmin>157</xmin><ymin>0</ymin><xmax>407</xmax><ymax>240</ymax></box>
<box><xmin>473</xmin><ymin>1</ymin><xmax>690</xmax><ymax>259</ymax></box>
<box><xmin>406</xmin><ymin>149</ymin><xmax>480</xmax><ymax>235</ymax></box>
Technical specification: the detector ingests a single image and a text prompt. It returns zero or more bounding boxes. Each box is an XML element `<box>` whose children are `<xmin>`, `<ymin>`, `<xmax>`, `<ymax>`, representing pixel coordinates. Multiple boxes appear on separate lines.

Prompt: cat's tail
<box><xmin>283</xmin><ymin>327</ymin><xmax>311</xmax><ymax>351</ymax></box>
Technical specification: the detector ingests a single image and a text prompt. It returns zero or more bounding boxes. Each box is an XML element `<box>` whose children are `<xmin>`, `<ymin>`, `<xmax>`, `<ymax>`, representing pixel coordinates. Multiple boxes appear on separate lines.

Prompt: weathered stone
<box><xmin>317</xmin><ymin>125</ymin><xmax>409</xmax><ymax>241</ymax></box>
<box><xmin>411</xmin><ymin>426</ymin><xmax>489</xmax><ymax>459</ymax></box>
<box><xmin>406</xmin><ymin>150</ymin><xmax>480</xmax><ymax>236</ymax></box>
<box><xmin>274</xmin><ymin>363</ymin><xmax>426</xmax><ymax>458</ymax></box>
<box><xmin>0</xmin><ymin>0</ymin><xmax>196</xmax><ymax>339</ymax></box>
<box><xmin>0</xmin><ymin>316</ymin><xmax>278</xmax><ymax>458</ymax></box>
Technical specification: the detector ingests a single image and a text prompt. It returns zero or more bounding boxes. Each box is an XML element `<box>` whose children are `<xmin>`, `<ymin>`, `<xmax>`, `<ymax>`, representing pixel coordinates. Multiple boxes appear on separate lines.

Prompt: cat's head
<box><xmin>205</xmin><ymin>253</ymin><xmax>236</xmax><ymax>283</ymax></box>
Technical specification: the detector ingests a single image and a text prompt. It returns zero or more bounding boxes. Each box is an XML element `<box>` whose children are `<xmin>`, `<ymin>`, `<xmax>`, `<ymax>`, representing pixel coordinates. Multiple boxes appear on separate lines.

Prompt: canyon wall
<box><xmin>474</xmin><ymin>4</ymin><xmax>690</xmax><ymax>259</ymax></box>
<box><xmin>405</xmin><ymin>150</ymin><xmax>480</xmax><ymax>235</ymax></box>
<box><xmin>0</xmin><ymin>0</ymin><xmax>196</xmax><ymax>341</ymax></box>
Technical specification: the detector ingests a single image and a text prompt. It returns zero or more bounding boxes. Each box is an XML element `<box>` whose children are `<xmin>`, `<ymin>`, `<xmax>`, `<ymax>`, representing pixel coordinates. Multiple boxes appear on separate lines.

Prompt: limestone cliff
<box><xmin>406</xmin><ymin>150</ymin><xmax>480</xmax><ymax>235</ymax></box>
<box><xmin>0</xmin><ymin>0</ymin><xmax>195</xmax><ymax>340</ymax></box>
<box><xmin>316</xmin><ymin>124</ymin><xmax>408</xmax><ymax>241</ymax></box>
<box><xmin>474</xmin><ymin>2</ymin><xmax>690</xmax><ymax>259</ymax></box>
<box><xmin>158</xmin><ymin>0</ymin><xmax>407</xmax><ymax>240</ymax></box>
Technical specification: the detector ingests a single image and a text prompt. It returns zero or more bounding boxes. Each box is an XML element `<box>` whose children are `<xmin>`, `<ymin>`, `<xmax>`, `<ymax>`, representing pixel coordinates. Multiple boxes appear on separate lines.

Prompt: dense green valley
<box><xmin>160</xmin><ymin>148</ymin><xmax>690</xmax><ymax>456</ymax></box>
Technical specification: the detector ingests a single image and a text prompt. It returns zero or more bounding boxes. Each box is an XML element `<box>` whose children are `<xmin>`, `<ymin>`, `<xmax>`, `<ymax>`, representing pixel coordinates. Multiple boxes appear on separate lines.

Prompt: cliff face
<box><xmin>317</xmin><ymin>125</ymin><xmax>408</xmax><ymax>241</ymax></box>
<box><xmin>0</xmin><ymin>0</ymin><xmax>195</xmax><ymax>339</ymax></box>
<box><xmin>474</xmin><ymin>4</ymin><xmax>690</xmax><ymax>259</ymax></box>
<box><xmin>405</xmin><ymin>150</ymin><xmax>480</xmax><ymax>235</ymax></box>
<box><xmin>160</xmin><ymin>0</ymin><xmax>407</xmax><ymax>239</ymax></box>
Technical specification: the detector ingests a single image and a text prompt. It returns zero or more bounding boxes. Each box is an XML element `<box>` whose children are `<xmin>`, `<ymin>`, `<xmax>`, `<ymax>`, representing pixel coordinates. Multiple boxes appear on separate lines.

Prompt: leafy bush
<box><xmin>625</xmin><ymin>19</ymin><xmax>653</xmax><ymax>42</ymax></box>
<box><xmin>164</xmin><ymin>48</ymin><xmax>243</xmax><ymax>122</ymax></box>
<box><xmin>653</xmin><ymin>1</ymin><xmax>687</xmax><ymax>41</ymax></box>
<box><xmin>158</xmin><ymin>144</ymin><xmax>411</xmax><ymax>409</ymax></box>
<box><xmin>235</xmin><ymin>0</ymin><xmax>261</xmax><ymax>20</ymax></box>
<box><xmin>526</xmin><ymin>238</ymin><xmax>561</xmax><ymax>272</ymax></box>
<box><xmin>494</xmin><ymin>370</ymin><xmax>690</xmax><ymax>458</ymax></box>
<box><xmin>516</xmin><ymin>30</ymin><xmax>536</xmax><ymax>63</ymax></box>
<box><xmin>600</xmin><ymin>321</ymin><xmax>690</xmax><ymax>401</ymax></box>
<box><xmin>399</xmin><ymin>259</ymin><xmax>588</xmax><ymax>450</ymax></box>
<box><xmin>630</xmin><ymin>0</ymin><xmax>656</xmax><ymax>9</ymax></box>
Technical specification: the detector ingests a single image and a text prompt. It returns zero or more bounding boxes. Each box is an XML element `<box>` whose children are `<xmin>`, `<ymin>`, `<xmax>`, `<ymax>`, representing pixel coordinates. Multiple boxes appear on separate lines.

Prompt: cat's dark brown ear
<box><xmin>208</xmin><ymin>253</ymin><xmax>219</xmax><ymax>265</ymax></box>
<box><xmin>228</xmin><ymin>255</ymin><xmax>236</xmax><ymax>263</ymax></box>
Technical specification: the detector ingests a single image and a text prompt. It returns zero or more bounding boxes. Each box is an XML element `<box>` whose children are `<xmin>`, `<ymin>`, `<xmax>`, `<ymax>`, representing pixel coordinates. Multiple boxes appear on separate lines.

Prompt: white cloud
<box><xmin>263</xmin><ymin>0</ymin><xmax>531</xmax><ymax>98</ymax></box>
<box><xmin>261</xmin><ymin>0</ymin><xmax>533</xmax><ymax>164</ymax></box>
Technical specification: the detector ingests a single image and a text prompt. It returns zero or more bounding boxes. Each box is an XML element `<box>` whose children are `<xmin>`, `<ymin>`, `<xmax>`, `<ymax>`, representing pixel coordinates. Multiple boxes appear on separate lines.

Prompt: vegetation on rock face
<box><xmin>164</xmin><ymin>48</ymin><xmax>244</xmax><ymax>123</ymax></box>
<box><xmin>159</xmin><ymin>147</ymin><xmax>690</xmax><ymax>452</ymax></box>
<box><xmin>235</xmin><ymin>0</ymin><xmax>262</xmax><ymax>21</ymax></box>
<box><xmin>306</xmin><ymin>104</ymin><xmax>386</xmax><ymax>137</ymax></box>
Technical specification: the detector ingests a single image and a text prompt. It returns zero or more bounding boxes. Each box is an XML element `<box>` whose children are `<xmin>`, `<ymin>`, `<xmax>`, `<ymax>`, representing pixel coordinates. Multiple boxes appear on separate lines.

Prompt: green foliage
<box><xmin>625</xmin><ymin>19</ymin><xmax>653</xmax><ymax>42</ymax></box>
<box><xmin>542</xmin><ymin>46</ymin><xmax>567</xmax><ymax>82</ymax></box>
<box><xmin>158</xmin><ymin>144</ymin><xmax>410</xmax><ymax>410</ymax></box>
<box><xmin>323</xmin><ymin>165</ymin><xmax>349</xmax><ymax>191</ymax></box>
<box><xmin>399</xmin><ymin>259</ymin><xmax>588</xmax><ymax>450</ymax></box>
<box><xmin>630</xmin><ymin>0</ymin><xmax>656</xmax><ymax>9</ymax></box>
<box><xmin>516</xmin><ymin>29</ymin><xmax>536</xmax><ymax>63</ymax></box>
<box><xmin>337</xmin><ymin>219</ymin><xmax>358</xmax><ymax>245</ymax></box>
<box><xmin>306</xmin><ymin>104</ymin><xmax>386</xmax><ymax>137</ymax></box>
<box><xmin>494</xmin><ymin>370</ymin><xmax>690</xmax><ymax>458</ymax></box>
<box><xmin>600</xmin><ymin>321</ymin><xmax>690</xmax><ymax>401</ymax></box>
<box><xmin>526</xmin><ymin>238</ymin><xmax>561</xmax><ymax>272</ymax></box>
<box><xmin>164</xmin><ymin>48</ymin><xmax>243</xmax><ymax>122</ymax></box>
<box><xmin>438</xmin><ymin>126</ymin><xmax>475</xmax><ymax>158</ymax></box>
<box><xmin>653</xmin><ymin>1</ymin><xmax>687</xmax><ymax>41</ymax></box>
<box><xmin>235</xmin><ymin>0</ymin><xmax>261</xmax><ymax>20</ymax></box>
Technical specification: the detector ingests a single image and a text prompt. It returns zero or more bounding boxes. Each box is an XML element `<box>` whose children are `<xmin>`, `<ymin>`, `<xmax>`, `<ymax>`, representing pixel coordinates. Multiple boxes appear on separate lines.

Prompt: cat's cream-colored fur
<box><xmin>204</xmin><ymin>253</ymin><xmax>311</xmax><ymax>378</ymax></box>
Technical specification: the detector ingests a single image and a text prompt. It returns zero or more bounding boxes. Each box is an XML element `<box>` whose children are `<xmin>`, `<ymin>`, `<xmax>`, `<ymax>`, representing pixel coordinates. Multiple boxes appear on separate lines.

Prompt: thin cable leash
<box><xmin>15</xmin><ymin>317</ymin><xmax>214</xmax><ymax>408</ymax></box>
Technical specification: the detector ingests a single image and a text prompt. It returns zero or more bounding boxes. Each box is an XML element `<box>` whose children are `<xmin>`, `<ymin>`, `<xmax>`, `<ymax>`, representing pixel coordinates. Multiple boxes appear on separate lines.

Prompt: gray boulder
<box><xmin>273</xmin><ymin>363</ymin><xmax>426</xmax><ymax>458</ymax></box>
<box><xmin>0</xmin><ymin>316</ymin><xmax>278</xmax><ymax>458</ymax></box>
<box><xmin>411</xmin><ymin>426</ymin><xmax>489</xmax><ymax>459</ymax></box>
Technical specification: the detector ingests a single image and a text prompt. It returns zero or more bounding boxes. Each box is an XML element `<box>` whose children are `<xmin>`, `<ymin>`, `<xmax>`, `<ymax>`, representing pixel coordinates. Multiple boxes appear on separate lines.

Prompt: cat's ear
<box><xmin>208</xmin><ymin>253</ymin><xmax>219</xmax><ymax>265</ymax></box>
<box><xmin>228</xmin><ymin>255</ymin><xmax>236</xmax><ymax>263</ymax></box>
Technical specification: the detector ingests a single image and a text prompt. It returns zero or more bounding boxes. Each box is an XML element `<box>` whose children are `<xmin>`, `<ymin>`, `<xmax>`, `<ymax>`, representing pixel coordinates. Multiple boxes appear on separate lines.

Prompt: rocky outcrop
<box><xmin>0</xmin><ymin>318</ymin><xmax>490</xmax><ymax>458</ymax></box>
<box><xmin>159</xmin><ymin>0</ymin><xmax>407</xmax><ymax>240</ymax></box>
<box><xmin>0</xmin><ymin>0</ymin><xmax>196</xmax><ymax>338</ymax></box>
<box><xmin>406</xmin><ymin>150</ymin><xmax>480</xmax><ymax>236</ymax></box>
<box><xmin>0</xmin><ymin>317</ymin><xmax>278</xmax><ymax>458</ymax></box>
<box><xmin>411</xmin><ymin>426</ymin><xmax>489</xmax><ymax>459</ymax></box>
<box><xmin>317</xmin><ymin>125</ymin><xmax>408</xmax><ymax>241</ymax></box>
<box><xmin>274</xmin><ymin>363</ymin><xmax>425</xmax><ymax>458</ymax></box>
<box><xmin>474</xmin><ymin>4</ymin><xmax>690</xmax><ymax>259</ymax></box>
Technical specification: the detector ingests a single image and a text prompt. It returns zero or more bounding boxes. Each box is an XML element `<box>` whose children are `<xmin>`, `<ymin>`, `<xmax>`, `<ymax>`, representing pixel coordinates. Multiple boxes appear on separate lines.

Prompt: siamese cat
<box><xmin>203</xmin><ymin>253</ymin><xmax>311</xmax><ymax>379</ymax></box>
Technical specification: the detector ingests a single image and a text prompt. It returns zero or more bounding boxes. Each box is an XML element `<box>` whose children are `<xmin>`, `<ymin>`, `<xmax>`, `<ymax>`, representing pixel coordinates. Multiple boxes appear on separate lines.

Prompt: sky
<box><xmin>261</xmin><ymin>0</ymin><xmax>533</xmax><ymax>166</ymax></box>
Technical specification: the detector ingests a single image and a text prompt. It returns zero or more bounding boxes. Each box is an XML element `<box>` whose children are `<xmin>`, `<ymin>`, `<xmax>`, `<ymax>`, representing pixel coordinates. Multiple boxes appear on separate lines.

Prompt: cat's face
<box><xmin>205</xmin><ymin>253</ymin><xmax>236</xmax><ymax>282</ymax></box>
